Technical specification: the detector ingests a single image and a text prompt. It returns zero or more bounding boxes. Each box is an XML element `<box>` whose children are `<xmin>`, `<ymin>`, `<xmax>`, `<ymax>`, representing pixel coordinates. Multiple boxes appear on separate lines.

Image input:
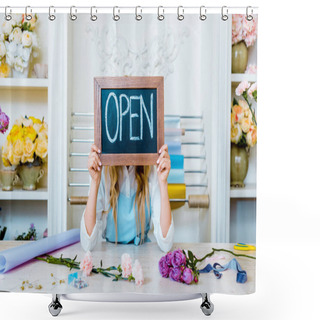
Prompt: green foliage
<box><xmin>0</xmin><ymin>226</ymin><xmax>7</xmax><ymax>240</ymax></box>
<box><xmin>15</xmin><ymin>224</ymin><xmax>37</xmax><ymax>240</ymax></box>
<box><xmin>233</xmin><ymin>98</ymin><xmax>239</xmax><ymax>106</ymax></box>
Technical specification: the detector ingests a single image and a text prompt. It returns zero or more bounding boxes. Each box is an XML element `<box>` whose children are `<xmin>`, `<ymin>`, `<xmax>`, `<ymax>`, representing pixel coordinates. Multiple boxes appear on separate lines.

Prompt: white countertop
<box><xmin>0</xmin><ymin>241</ymin><xmax>255</xmax><ymax>295</ymax></box>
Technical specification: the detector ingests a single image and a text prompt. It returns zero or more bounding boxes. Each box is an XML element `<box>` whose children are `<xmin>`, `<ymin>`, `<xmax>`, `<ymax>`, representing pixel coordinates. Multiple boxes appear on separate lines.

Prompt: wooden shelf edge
<box><xmin>230</xmin><ymin>183</ymin><xmax>256</xmax><ymax>199</ymax></box>
<box><xmin>0</xmin><ymin>78</ymin><xmax>49</xmax><ymax>89</ymax></box>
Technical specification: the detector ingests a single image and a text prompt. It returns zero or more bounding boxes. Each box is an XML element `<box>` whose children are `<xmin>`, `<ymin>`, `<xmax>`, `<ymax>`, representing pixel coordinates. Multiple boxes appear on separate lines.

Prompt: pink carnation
<box><xmin>245</xmin><ymin>64</ymin><xmax>257</xmax><ymax>74</ymax></box>
<box><xmin>0</xmin><ymin>107</ymin><xmax>10</xmax><ymax>134</ymax></box>
<box><xmin>248</xmin><ymin>82</ymin><xmax>257</xmax><ymax>99</ymax></box>
<box><xmin>132</xmin><ymin>259</ymin><xmax>144</xmax><ymax>286</ymax></box>
<box><xmin>121</xmin><ymin>253</ymin><xmax>133</xmax><ymax>278</ymax></box>
<box><xmin>235</xmin><ymin>81</ymin><xmax>250</xmax><ymax>96</ymax></box>
<box><xmin>80</xmin><ymin>251</ymin><xmax>93</xmax><ymax>277</ymax></box>
<box><xmin>232</xmin><ymin>14</ymin><xmax>257</xmax><ymax>47</ymax></box>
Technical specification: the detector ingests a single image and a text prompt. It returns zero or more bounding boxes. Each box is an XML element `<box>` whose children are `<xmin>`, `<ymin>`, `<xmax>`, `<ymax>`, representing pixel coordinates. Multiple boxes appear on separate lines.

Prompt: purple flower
<box><xmin>181</xmin><ymin>268</ymin><xmax>194</xmax><ymax>285</ymax></box>
<box><xmin>0</xmin><ymin>107</ymin><xmax>10</xmax><ymax>134</ymax></box>
<box><xmin>165</xmin><ymin>251</ymin><xmax>174</xmax><ymax>266</ymax></box>
<box><xmin>158</xmin><ymin>256</ymin><xmax>170</xmax><ymax>278</ymax></box>
<box><xmin>30</xmin><ymin>223</ymin><xmax>35</xmax><ymax>230</ymax></box>
<box><xmin>169</xmin><ymin>267</ymin><xmax>182</xmax><ymax>282</ymax></box>
<box><xmin>172</xmin><ymin>249</ymin><xmax>186</xmax><ymax>268</ymax></box>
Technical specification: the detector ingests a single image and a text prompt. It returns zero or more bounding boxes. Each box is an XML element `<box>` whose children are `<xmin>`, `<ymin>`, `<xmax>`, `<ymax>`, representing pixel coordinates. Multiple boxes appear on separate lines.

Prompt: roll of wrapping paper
<box><xmin>170</xmin><ymin>154</ymin><xmax>184</xmax><ymax>169</ymax></box>
<box><xmin>166</xmin><ymin>141</ymin><xmax>181</xmax><ymax>155</ymax></box>
<box><xmin>165</xmin><ymin>128</ymin><xmax>185</xmax><ymax>137</ymax></box>
<box><xmin>0</xmin><ymin>229</ymin><xmax>80</xmax><ymax>274</ymax></box>
<box><xmin>168</xmin><ymin>184</ymin><xmax>186</xmax><ymax>210</ymax></box>
<box><xmin>167</xmin><ymin>169</ymin><xmax>184</xmax><ymax>184</ymax></box>
<box><xmin>164</xmin><ymin>117</ymin><xmax>180</xmax><ymax>128</ymax></box>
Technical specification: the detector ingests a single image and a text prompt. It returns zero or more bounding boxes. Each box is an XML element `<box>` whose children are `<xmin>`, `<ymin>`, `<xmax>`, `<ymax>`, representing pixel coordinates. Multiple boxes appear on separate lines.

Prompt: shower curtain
<box><xmin>0</xmin><ymin>9</ymin><xmax>257</xmax><ymax>299</ymax></box>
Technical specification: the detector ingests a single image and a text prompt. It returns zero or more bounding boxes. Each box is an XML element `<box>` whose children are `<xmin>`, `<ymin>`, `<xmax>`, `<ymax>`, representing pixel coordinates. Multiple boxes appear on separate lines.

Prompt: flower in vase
<box><xmin>0</xmin><ymin>108</ymin><xmax>10</xmax><ymax>134</ymax></box>
<box><xmin>245</xmin><ymin>64</ymin><xmax>257</xmax><ymax>74</ymax></box>
<box><xmin>0</xmin><ymin>33</ymin><xmax>5</xmax><ymax>41</ymax></box>
<box><xmin>23</xmin><ymin>125</ymin><xmax>37</xmax><ymax>141</ymax></box>
<box><xmin>235</xmin><ymin>81</ymin><xmax>250</xmax><ymax>96</ymax></box>
<box><xmin>80</xmin><ymin>251</ymin><xmax>93</xmax><ymax>277</ymax></box>
<box><xmin>240</xmin><ymin>117</ymin><xmax>251</xmax><ymax>133</ymax></box>
<box><xmin>21</xmin><ymin>46</ymin><xmax>32</xmax><ymax>62</ymax></box>
<box><xmin>121</xmin><ymin>253</ymin><xmax>132</xmax><ymax>278</ymax></box>
<box><xmin>12</xmin><ymin>14</ymin><xmax>24</xmax><ymax>27</ymax></box>
<box><xmin>232</xmin><ymin>105</ymin><xmax>244</xmax><ymax>122</ymax></box>
<box><xmin>9</xmin><ymin>27</ymin><xmax>22</xmax><ymax>44</ymax></box>
<box><xmin>0</xmin><ymin>41</ymin><xmax>6</xmax><ymax>58</ymax></box>
<box><xmin>35</xmin><ymin>133</ymin><xmax>48</xmax><ymax>160</ymax></box>
<box><xmin>21</xmin><ymin>138</ymin><xmax>35</xmax><ymax>163</ymax></box>
<box><xmin>248</xmin><ymin>82</ymin><xmax>257</xmax><ymax>100</ymax></box>
<box><xmin>231</xmin><ymin>123</ymin><xmax>242</xmax><ymax>144</ymax></box>
<box><xmin>13</xmin><ymin>56</ymin><xmax>27</xmax><ymax>72</ymax></box>
<box><xmin>132</xmin><ymin>259</ymin><xmax>144</xmax><ymax>286</ymax></box>
<box><xmin>246</xmin><ymin>125</ymin><xmax>257</xmax><ymax>147</ymax></box>
<box><xmin>2</xmin><ymin>20</ymin><xmax>15</xmax><ymax>36</ymax></box>
<box><xmin>21</xmin><ymin>30</ymin><xmax>33</xmax><ymax>47</ymax></box>
<box><xmin>22</xmin><ymin>14</ymin><xmax>38</xmax><ymax>31</ymax></box>
<box><xmin>12</xmin><ymin>138</ymin><xmax>24</xmax><ymax>165</ymax></box>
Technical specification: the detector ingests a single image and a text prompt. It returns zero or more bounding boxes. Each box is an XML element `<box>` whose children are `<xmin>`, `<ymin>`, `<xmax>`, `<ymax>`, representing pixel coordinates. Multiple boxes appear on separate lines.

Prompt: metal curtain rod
<box><xmin>0</xmin><ymin>6</ymin><xmax>259</xmax><ymax>14</ymax></box>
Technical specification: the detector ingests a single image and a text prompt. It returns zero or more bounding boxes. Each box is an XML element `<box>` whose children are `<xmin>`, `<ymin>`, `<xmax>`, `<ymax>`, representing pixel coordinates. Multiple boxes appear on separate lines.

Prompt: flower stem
<box><xmin>195</xmin><ymin>247</ymin><xmax>256</xmax><ymax>264</ymax></box>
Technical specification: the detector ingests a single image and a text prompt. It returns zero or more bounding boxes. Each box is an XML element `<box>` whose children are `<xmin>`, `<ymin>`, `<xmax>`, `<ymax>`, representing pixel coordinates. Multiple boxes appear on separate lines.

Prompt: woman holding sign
<box><xmin>80</xmin><ymin>144</ymin><xmax>173</xmax><ymax>252</ymax></box>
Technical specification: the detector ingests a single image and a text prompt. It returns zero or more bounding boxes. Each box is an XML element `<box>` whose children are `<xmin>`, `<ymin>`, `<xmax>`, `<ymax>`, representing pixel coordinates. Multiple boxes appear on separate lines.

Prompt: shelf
<box><xmin>0</xmin><ymin>78</ymin><xmax>48</xmax><ymax>90</ymax></box>
<box><xmin>0</xmin><ymin>187</ymin><xmax>48</xmax><ymax>200</ymax></box>
<box><xmin>230</xmin><ymin>183</ymin><xmax>256</xmax><ymax>198</ymax></box>
<box><xmin>231</xmin><ymin>73</ymin><xmax>257</xmax><ymax>84</ymax></box>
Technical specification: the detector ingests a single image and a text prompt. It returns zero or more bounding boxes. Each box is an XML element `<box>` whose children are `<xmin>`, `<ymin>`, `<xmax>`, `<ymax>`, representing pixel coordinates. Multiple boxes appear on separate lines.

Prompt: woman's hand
<box><xmin>88</xmin><ymin>144</ymin><xmax>102</xmax><ymax>185</ymax></box>
<box><xmin>157</xmin><ymin>144</ymin><xmax>171</xmax><ymax>184</ymax></box>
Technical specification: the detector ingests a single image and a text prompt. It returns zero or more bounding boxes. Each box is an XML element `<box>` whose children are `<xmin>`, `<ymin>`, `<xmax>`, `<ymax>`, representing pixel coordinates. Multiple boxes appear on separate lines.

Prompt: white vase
<box><xmin>12</xmin><ymin>67</ymin><xmax>29</xmax><ymax>79</ymax></box>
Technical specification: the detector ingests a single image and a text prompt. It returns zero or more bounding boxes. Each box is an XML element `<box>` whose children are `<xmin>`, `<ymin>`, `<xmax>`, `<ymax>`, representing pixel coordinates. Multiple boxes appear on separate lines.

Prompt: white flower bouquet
<box><xmin>0</xmin><ymin>14</ymin><xmax>39</xmax><ymax>77</ymax></box>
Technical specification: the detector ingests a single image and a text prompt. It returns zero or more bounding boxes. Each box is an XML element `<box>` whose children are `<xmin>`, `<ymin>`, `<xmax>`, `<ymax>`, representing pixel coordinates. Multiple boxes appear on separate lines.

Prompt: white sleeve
<box><xmin>80</xmin><ymin>168</ymin><xmax>109</xmax><ymax>252</ymax></box>
<box><xmin>149</xmin><ymin>166</ymin><xmax>174</xmax><ymax>252</ymax></box>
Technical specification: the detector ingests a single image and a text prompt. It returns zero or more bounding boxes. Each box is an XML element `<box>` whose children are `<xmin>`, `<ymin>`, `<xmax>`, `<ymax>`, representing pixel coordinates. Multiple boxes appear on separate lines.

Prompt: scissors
<box><xmin>234</xmin><ymin>243</ymin><xmax>256</xmax><ymax>251</ymax></box>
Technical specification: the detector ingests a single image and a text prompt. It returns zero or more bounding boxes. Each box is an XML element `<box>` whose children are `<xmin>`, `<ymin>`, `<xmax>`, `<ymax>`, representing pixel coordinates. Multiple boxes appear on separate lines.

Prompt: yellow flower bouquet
<box><xmin>2</xmin><ymin>115</ymin><xmax>48</xmax><ymax>167</ymax></box>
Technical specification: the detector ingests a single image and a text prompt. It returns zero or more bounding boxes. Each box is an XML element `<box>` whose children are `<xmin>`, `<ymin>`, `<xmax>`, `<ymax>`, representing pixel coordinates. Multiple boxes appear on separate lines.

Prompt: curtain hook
<box><xmin>70</xmin><ymin>6</ymin><xmax>77</xmax><ymax>21</ymax></box>
<box><xmin>113</xmin><ymin>6</ymin><xmax>120</xmax><ymax>21</ymax></box>
<box><xmin>200</xmin><ymin>6</ymin><xmax>207</xmax><ymax>21</ymax></box>
<box><xmin>5</xmin><ymin>6</ymin><xmax>12</xmax><ymax>21</ymax></box>
<box><xmin>246</xmin><ymin>6</ymin><xmax>253</xmax><ymax>21</ymax></box>
<box><xmin>177</xmin><ymin>6</ymin><xmax>184</xmax><ymax>21</ymax></box>
<box><xmin>90</xmin><ymin>6</ymin><xmax>98</xmax><ymax>21</ymax></box>
<box><xmin>158</xmin><ymin>6</ymin><xmax>164</xmax><ymax>21</ymax></box>
<box><xmin>135</xmin><ymin>6</ymin><xmax>142</xmax><ymax>21</ymax></box>
<box><xmin>25</xmin><ymin>6</ymin><xmax>32</xmax><ymax>21</ymax></box>
<box><xmin>48</xmin><ymin>6</ymin><xmax>56</xmax><ymax>21</ymax></box>
<box><xmin>221</xmin><ymin>6</ymin><xmax>228</xmax><ymax>21</ymax></box>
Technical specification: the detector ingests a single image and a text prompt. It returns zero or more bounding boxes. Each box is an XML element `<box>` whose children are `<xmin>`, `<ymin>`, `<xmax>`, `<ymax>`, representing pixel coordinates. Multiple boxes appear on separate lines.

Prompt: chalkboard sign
<box><xmin>94</xmin><ymin>77</ymin><xmax>164</xmax><ymax>165</ymax></box>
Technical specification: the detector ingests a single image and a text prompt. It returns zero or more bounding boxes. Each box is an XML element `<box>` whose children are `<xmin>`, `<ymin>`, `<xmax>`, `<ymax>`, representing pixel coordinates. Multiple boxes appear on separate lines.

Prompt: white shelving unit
<box><xmin>0</xmin><ymin>188</ymin><xmax>48</xmax><ymax>201</ymax></box>
<box><xmin>0</xmin><ymin>78</ymin><xmax>49</xmax><ymax>90</ymax></box>
<box><xmin>0</xmin><ymin>14</ymin><xmax>53</xmax><ymax>240</ymax></box>
<box><xmin>229</xmin><ymin>18</ymin><xmax>257</xmax><ymax>243</ymax></box>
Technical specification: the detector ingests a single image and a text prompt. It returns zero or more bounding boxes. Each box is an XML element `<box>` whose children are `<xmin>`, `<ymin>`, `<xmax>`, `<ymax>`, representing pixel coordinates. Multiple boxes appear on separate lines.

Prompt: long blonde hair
<box><xmin>105</xmin><ymin>166</ymin><xmax>151</xmax><ymax>244</ymax></box>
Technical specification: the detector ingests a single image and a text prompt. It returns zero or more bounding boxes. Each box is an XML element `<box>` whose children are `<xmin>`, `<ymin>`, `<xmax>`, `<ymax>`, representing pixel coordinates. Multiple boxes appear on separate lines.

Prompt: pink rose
<box><xmin>132</xmin><ymin>259</ymin><xmax>144</xmax><ymax>286</ymax></box>
<box><xmin>235</xmin><ymin>81</ymin><xmax>250</xmax><ymax>96</ymax></box>
<box><xmin>80</xmin><ymin>251</ymin><xmax>93</xmax><ymax>277</ymax></box>
<box><xmin>121</xmin><ymin>253</ymin><xmax>133</xmax><ymax>278</ymax></box>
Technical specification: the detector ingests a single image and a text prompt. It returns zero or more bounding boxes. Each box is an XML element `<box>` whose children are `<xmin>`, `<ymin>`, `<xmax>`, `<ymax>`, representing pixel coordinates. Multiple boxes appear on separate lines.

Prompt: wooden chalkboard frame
<box><xmin>94</xmin><ymin>76</ymin><xmax>164</xmax><ymax>166</ymax></box>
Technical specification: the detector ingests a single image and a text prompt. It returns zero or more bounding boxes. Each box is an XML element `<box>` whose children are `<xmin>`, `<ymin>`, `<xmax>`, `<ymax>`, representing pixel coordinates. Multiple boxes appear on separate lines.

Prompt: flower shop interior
<box><xmin>0</xmin><ymin>14</ymin><xmax>257</xmax><ymax>246</ymax></box>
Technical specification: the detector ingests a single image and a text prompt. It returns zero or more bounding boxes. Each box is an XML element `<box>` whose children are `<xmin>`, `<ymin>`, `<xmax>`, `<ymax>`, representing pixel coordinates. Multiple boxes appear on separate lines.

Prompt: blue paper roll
<box><xmin>166</xmin><ymin>141</ymin><xmax>181</xmax><ymax>155</ymax></box>
<box><xmin>167</xmin><ymin>169</ymin><xmax>184</xmax><ymax>184</ymax></box>
<box><xmin>170</xmin><ymin>155</ymin><xmax>184</xmax><ymax>169</ymax></box>
<box><xmin>0</xmin><ymin>229</ymin><xmax>80</xmax><ymax>274</ymax></box>
<box><xmin>164</xmin><ymin>117</ymin><xmax>180</xmax><ymax>128</ymax></box>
